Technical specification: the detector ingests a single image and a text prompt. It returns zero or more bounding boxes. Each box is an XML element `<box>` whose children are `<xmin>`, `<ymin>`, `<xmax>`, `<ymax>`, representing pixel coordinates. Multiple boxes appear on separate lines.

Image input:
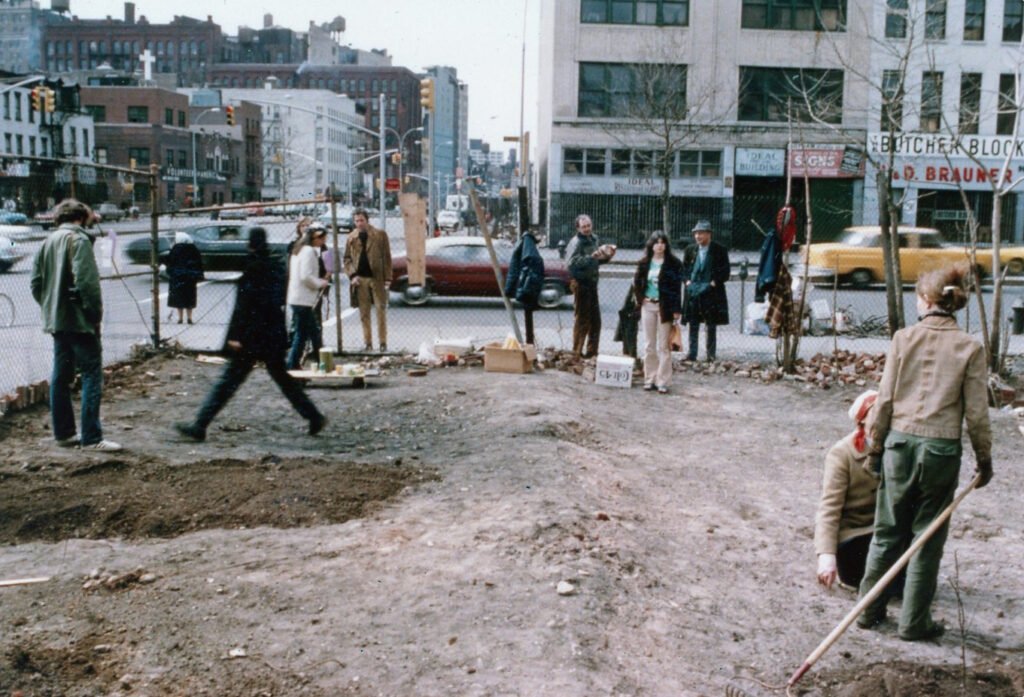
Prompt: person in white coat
<box><xmin>286</xmin><ymin>223</ymin><xmax>329</xmax><ymax>369</ymax></box>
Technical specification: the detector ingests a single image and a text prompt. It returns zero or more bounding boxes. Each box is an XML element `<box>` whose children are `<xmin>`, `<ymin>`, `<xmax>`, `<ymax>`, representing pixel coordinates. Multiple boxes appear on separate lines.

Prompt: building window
<box><xmin>179</xmin><ymin>150</ymin><xmax>188</xmax><ymax>168</ymax></box>
<box><xmin>1004</xmin><ymin>0</ymin><xmax>1023</xmax><ymax>41</ymax></box>
<box><xmin>164</xmin><ymin>107</ymin><xmax>174</xmax><ymax>125</ymax></box>
<box><xmin>959</xmin><ymin>73</ymin><xmax>982</xmax><ymax>134</ymax></box>
<box><xmin>128</xmin><ymin>147</ymin><xmax>150</xmax><ymax>166</ymax></box>
<box><xmin>2</xmin><ymin>93</ymin><xmax>8</xmax><ymax>119</ymax></box>
<box><xmin>127</xmin><ymin>105</ymin><xmax>149</xmax><ymax>123</ymax></box>
<box><xmin>13</xmin><ymin>92</ymin><xmax>20</xmax><ymax>121</ymax></box>
<box><xmin>997</xmin><ymin>73</ymin><xmax>1017</xmax><ymax>134</ymax></box>
<box><xmin>739</xmin><ymin>66</ymin><xmax>844</xmax><ymax>123</ymax></box>
<box><xmin>165</xmin><ymin>148</ymin><xmax>174</xmax><ymax>165</ymax></box>
<box><xmin>678</xmin><ymin>150</ymin><xmax>722</xmax><ymax>178</ymax></box>
<box><xmin>740</xmin><ymin>0</ymin><xmax>846</xmax><ymax>30</ymax></box>
<box><xmin>920</xmin><ymin>71</ymin><xmax>943</xmax><ymax>132</ymax></box>
<box><xmin>886</xmin><ymin>0</ymin><xmax>908</xmax><ymax>37</ymax></box>
<box><xmin>15</xmin><ymin>134</ymin><xmax>23</xmax><ymax>155</ymax></box>
<box><xmin>3</xmin><ymin>134</ymin><xmax>10</xmax><ymax>153</ymax></box>
<box><xmin>178</xmin><ymin>111</ymin><xmax>186</xmax><ymax>127</ymax></box>
<box><xmin>964</xmin><ymin>0</ymin><xmax>986</xmax><ymax>40</ymax></box>
<box><xmin>578</xmin><ymin>62</ymin><xmax>686</xmax><ymax>118</ymax></box>
<box><xmin>95</xmin><ymin>147</ymin><xmax>108</xmax><ymax>164</ymax></box>
<box><xmin>40</xmin><ymin>138</ymin><xmax>48</xmax><ymax>157</ymax></box>
<box><xmin>580</xmin><ymin>0</ymin><xmax>689</xmax><ymax>26</ymax></box>
<box><xmin>82</xmin><ymin>130</ymin><xmax>89</xmax><ymax>158</ymax></box>
<box><xmin>29</xmin><ymin>136</ymin><xmax>36</xmax><ymax>156</ymax></box>
<box><xmin>86</xmin><ymin>105</ymin><xmax>106</xmax><ymax>122</ymax></box>
<box><xmin>926</xmin><ymin>0</ymin><xmax>946</xmax><ymax>39</ymax></box>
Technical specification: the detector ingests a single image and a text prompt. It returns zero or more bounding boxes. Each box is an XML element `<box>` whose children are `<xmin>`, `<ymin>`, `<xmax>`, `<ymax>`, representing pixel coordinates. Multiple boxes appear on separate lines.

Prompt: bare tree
<box><xmin>594</xmin><ymin>40</ymin><xmax>732</xmax><ymax>235</ymax></box>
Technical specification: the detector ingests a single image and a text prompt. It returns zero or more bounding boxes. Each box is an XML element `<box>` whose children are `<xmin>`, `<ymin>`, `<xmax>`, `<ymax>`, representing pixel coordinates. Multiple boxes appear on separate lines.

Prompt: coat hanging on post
<box><xmin>614</xmin><ymin>288</ymin><xmax>639</xmax><ymax>358</ymax></box>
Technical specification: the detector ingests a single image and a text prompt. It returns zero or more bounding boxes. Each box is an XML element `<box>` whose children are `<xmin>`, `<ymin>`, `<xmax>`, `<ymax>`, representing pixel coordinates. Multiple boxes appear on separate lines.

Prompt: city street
<box><xmin>4</xmin><ymin>216</ymin><xmax>1024</xmax><ymax>397</ymax></box>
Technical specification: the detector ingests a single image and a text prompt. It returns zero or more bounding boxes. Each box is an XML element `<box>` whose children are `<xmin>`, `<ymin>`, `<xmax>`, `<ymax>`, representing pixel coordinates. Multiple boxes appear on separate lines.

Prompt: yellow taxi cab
<box><xmin>798</xmin><ymin>226</ymin><xmax>1024</xmax><ymax>288</ymax></box>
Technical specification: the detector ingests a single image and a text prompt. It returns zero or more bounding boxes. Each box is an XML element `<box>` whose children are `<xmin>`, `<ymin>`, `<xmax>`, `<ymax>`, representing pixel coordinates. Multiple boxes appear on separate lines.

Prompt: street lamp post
<box><xmin>384</xmin><ymin>125</ymin><xmax>423</xmax><ymax>191</ymax></box>
<box><xmin>191</xmin><ymin>107</ymin><xmax>220</xmax><ymax>207</ymax></box>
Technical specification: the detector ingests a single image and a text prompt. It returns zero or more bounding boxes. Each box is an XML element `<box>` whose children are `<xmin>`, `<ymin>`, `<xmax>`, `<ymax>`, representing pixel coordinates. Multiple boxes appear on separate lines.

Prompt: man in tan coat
<box><xmin>344</xmin><ymin>209</ymin><xmax>392</xmax><ymax>351</ymax></box>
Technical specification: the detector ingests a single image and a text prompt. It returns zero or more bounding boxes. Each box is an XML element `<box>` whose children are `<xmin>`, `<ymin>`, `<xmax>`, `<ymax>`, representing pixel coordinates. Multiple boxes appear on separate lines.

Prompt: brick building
<box><xmin>41</xmin><ymin>5</ymin><xmax>222</xmax><ymax>87</ymax></box>
<box><xmin>79</xmin><ymin>86</ymin><xmax>249</xmax><ymax>211</ymax></box>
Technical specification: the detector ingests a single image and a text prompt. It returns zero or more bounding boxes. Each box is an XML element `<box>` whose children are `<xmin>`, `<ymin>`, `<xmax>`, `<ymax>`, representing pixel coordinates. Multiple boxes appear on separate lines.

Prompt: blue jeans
<box><xmin>286</xmin><ymin>305</ymin><xmax>322</xmax><ymax>370</ymax></box>
<box><xmin>50</xmin><ymin>331</ymin><xmax>104</xmax><ymax>445</ymax></box>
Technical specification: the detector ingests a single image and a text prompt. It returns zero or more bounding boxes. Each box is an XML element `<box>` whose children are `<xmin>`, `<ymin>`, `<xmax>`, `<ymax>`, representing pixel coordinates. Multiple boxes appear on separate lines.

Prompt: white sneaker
<box><xmin>85</xmin><ymin>439</ymin><xmax>123</xmax><ymax>452</ymax></box>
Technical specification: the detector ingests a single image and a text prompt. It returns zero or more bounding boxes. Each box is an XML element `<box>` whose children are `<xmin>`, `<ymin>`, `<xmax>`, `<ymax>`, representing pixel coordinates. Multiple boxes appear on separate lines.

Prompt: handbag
<box><xmin>669</xmin><ymin>322</ymin><xmax>683</xmax><ymax>351</ymax></box>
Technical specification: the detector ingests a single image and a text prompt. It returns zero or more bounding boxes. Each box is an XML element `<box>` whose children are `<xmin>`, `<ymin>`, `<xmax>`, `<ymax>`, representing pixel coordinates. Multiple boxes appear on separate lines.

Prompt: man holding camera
<box><xmin>31</xmin><ymin>198</ymin><xmax>122</xmax><ymax>451</ymax></box>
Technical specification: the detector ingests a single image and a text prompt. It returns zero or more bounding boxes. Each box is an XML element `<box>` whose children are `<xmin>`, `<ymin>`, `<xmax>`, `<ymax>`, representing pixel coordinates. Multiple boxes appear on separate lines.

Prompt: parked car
<box><xmin>0</xmin><ymin>211</ymin><xmax>28</xmax><ymax>225</ymax></box>
<box><xmin>437</xmin><ymin>209</ymin><xmax>461</xmax><ymax>232</ymax></box>
<box><xmin>390</xmin><ymin>235</ymin><xmax>572</xmax><ymax>309</ymax></box>
<box><xmin>0</xmin><ymin>235</ymin><xmax>26</xmax><ymax>273</ymax></box>
<box><xmin>33</xmin><ymin>206</ymin><xmax>58</xmax><ymax>229</ymax></box>
<box><xmin>218</xmin><ymin>206</ymin><xmax>248</xmax><ymax>220</ymax></box>
<box><xmin>95</xmin><ymin>203</ymin><xmax>126</xmax><ymax>222</ymax></box>
<box><xmin>124</xmin><ymin>223</ymin><xmax>288</xmax><ymax>272</ymax></box>
<box><xmin>798</xmin><ymin>226</ymin><xmax>1024</xmax><ymax>288</ymax></box>
<box><xmin>317</xmin><ymin>206</ymin><xmax>355</xmax><ymax>232</ymax></box>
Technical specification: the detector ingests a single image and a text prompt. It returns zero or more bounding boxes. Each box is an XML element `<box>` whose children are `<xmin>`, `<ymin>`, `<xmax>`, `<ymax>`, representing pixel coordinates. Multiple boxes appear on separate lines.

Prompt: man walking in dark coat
<box><xmin>175</xmin><ymin>228</ymin><xmax>325</xmax><ymax>441</ymax></box>
<box><xmin>681</xmin><ymin>219</ymin><xmax>730</xmax><ymax>362</ymax></box>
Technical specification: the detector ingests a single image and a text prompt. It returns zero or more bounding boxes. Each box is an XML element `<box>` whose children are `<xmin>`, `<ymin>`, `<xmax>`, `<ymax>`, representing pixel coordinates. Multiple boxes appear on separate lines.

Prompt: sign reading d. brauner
<box><xmin>868</xmin><ymin>132</ymin><xmax>1024</xmax><ymax>158</ymax></box>
<box><xmin>735</xmin><ymin>148</ymin><xmax>786</xmax><ymax>176</ymax></box>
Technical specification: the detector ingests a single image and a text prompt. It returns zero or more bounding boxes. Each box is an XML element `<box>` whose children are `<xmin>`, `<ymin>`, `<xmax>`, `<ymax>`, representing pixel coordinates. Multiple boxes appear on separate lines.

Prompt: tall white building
<box><xmin>538</xmin><ymin>0</ymin><xmax>1024</xmax><ymax>248</ymax></box>
<box><xmin>215</xmin><ymin>87</ymin><xmax>358</xmax><ymax>201</ymax></box>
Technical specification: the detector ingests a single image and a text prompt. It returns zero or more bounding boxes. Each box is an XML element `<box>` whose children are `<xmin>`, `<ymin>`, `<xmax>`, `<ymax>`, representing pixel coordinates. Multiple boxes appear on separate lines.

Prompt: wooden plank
<box><xmin>0</xmin><ymin>577</ymin><xmax>51</xmax><ymax>588</ymax></box>
<box><xmin>400</xmin><ymin>193</ymin><xmax>427</xmax><ymax>286</ymax></box>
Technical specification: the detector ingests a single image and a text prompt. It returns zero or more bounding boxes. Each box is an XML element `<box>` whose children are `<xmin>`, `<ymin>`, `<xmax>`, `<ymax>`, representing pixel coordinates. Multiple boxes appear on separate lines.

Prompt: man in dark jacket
<box><xmin>30</xmin><ymin>198</ymin><xmax>122</xmax><ymax>451</ymax></box>
<box><xmin>175</xmin><ymin>228</ymin><xmax>325</xmax><ymax>441</ymax></box>
<box><xmin>681</xmin><ymin>219</ymin><xmax>730</xmax><ymax>362</ymax></box>
<box><xmin>564</xmin><ymin>214</ymin><xmax>615</xmax><ymax>357</ymax></box>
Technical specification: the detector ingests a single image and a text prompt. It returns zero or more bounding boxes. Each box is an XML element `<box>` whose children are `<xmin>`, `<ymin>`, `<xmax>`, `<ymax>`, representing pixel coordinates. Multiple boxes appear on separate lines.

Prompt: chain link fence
<box><xmin>4</xmin><ymin>188</ymin><xmax>1021</xmax><ymax>414</ymax></box>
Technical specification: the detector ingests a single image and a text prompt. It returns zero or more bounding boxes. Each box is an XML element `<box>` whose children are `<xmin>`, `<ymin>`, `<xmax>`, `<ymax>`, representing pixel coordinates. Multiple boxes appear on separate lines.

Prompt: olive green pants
<box><xmin>858</xmin><ymin>430</ymin><xmax>961</xmax><ymax>639</ymax></box>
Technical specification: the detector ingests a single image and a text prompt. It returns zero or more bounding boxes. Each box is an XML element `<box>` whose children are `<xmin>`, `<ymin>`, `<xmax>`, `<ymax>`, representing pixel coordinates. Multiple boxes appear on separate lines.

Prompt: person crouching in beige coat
<box><xmin>343</xmin><ymin>209</ymin><xmax>392</xmax><ymax>352</ymax></box>
<box><xmin>815</xmin><ymin>390</ymin><xmax>882</xmax><ymax>591</ymax></box>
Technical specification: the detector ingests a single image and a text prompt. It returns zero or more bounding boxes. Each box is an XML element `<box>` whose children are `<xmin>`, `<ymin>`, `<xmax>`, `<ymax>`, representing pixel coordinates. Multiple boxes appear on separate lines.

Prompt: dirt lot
<box><xmin>0</xmin><ymin>351</ymin><xmax>1022</xmax><ymax>696</ymax></box>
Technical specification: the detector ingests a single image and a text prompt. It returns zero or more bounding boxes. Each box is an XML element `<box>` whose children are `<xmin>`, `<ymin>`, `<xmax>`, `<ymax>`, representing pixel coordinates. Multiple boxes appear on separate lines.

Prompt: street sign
<box><xmin>384</xmin><ymin>177</ymin><xmax>401</xmax><ymax>192</ymax></box>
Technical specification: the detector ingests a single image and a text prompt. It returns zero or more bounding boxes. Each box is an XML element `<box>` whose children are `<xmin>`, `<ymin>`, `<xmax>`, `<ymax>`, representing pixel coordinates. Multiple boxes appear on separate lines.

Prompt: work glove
<box><xmin>817</xmin><ymin>554</ymin><xmax>838</xmax><ymax>589</ymax></box>
<box><xmin>974</xmin><ymin>459</ymin><xmax>993</xmax><ymax>489</ymax></box>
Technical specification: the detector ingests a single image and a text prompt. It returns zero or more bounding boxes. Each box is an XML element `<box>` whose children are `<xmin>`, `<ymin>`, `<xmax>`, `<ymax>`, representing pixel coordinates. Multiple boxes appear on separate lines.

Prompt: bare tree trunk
<box><xmin>876</xmin><ymin>171</ymin><xmax>900</xmax><ymax>337</ymax></box>
<box><xmin>887</xmin><ymin>212</ymin><xmax>906</xmax><ymax>329</ymax></box>
<box><xmin>662</xmin><ymin>171</ymin><xmax>671</xmax><ymax>235</ymax></box>
<box><xmin>989</xmin><ymin>198</ymin><xmax>1003</xmax><ymax>372</ymax></box>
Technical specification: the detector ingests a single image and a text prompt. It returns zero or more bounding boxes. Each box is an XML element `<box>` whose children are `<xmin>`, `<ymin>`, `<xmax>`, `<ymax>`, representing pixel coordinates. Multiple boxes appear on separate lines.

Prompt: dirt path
<box><xmin>0</xmin><ymin>353</ymin><xmax>1021</xmax><ymax>696</ymax></box>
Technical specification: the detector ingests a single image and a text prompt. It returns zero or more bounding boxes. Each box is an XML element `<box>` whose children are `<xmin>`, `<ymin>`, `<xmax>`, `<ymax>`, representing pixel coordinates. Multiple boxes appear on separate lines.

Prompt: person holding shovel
<box><xmin>856</xmin><ymin>263</ymin><xmax>992</xmax><ymax>641</ymax></box>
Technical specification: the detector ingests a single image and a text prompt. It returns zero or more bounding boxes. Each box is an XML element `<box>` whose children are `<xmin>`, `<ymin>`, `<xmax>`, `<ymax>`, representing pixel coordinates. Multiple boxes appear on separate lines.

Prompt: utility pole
<box><xmin>378</xmin><ymin>93</ymin><xmax>386</xmax><ymax>227</ymax></box>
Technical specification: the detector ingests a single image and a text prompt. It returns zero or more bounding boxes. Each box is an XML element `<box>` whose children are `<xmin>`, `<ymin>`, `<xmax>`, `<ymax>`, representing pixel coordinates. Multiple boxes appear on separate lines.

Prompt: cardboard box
<box><xmin>484</xmin><ymin>342</ymin><xmax>536</xmax><ymax>374</ymax></box>
<box><xmin>595</xmin><ymin>354</ymin><xmax>634</xmax><ymax>388</ymax></box>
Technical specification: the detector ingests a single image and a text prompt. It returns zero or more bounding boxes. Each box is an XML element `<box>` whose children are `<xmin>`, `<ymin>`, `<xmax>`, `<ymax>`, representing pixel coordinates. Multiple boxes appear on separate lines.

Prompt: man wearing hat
<box><xmin>30</xmin><ymin>198</ymin><xmax>122</xmax><ymax>451</ymax></box>
<box><xmin>681</xmin><ymin>219</ymin><xmax>730</xmax><ymax>362</ymax></box>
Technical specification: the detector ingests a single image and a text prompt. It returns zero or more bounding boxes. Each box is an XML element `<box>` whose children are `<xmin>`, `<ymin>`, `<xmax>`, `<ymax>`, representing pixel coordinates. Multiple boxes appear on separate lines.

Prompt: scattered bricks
<box><xmin>15</xmin><ymin>385</ymin><xmax>26</xmax><ymax>409</ymax></box>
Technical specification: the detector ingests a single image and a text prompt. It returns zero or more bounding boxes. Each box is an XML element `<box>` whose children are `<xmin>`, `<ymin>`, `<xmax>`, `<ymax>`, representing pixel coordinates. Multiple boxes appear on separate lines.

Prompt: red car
<box><xmin>391</xmin><ymin>235</ymin><xmax>572</xmax><ymax>309</ymax></box>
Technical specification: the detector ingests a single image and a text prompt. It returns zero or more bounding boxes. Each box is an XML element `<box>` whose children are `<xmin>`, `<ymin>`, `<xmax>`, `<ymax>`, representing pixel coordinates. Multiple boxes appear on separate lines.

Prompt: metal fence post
<box><xmin>329</xmin><ymin>184</ymin><xmax>344</xmax><ymax>353</ymax></box>
<box><xmin>149</xmin><ymin>164</ymin><xmax>161</xmax><ymax>348</ymax></box>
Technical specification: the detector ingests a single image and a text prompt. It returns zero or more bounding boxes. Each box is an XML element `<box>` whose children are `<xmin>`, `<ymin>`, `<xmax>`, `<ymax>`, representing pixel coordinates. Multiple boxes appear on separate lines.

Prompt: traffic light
<box><xmin>391</xmin><ymin>152</ymin><xmax>402</xmax><ymax>165</ymax></box>
<box><xmin>44</xmin><ymin>88</ymin><xmax>56</xmax><ymax>113</ymax></box>
<box><xmin>419</xmin><ymin>78</ymin><xmax>434</xmax><ymax>111</ymax></box>
<box><xmin>225</xmin><ymin>105</ymin><xmax>235</xmax><ymax>126</ymax></box>
<box><xmin>30</xmin><ymin>88</ymin><xmax>42</xmax><ymax>112</ymax></box>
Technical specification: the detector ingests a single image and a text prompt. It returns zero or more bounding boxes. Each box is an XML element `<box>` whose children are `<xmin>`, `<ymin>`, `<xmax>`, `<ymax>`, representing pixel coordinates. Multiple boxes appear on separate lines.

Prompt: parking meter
<box><xmin>1013</xmin><ymin>296</ymin><xmax>1024</xmax><ymax>335</ymax></box>
<box><xmin>557</xmin><ymin>239</ymin><xmax>567</xmax><ymax>260</ymax></box>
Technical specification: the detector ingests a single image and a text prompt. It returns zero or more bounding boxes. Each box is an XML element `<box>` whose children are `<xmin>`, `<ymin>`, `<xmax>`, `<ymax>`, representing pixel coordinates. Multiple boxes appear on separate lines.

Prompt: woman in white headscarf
<box><xmin>166</xmin><ymin>232</ymin><xmax>204</xmax><ymax>324</ymax></box>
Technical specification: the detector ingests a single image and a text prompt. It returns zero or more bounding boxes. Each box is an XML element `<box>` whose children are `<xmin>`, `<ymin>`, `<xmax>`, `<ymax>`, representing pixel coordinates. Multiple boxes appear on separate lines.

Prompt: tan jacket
<box><xmin>343</xmin><ymin>225</ymin><xmax>392</xmax><ymax>286</ymax></box>
<box><xmin>814</xmin><ymin>433</ymin><xmax>879</xmax><ymax>555</ymax></box>
<box><xmin>868</xmin><ymin>315</ymin><xmax>991</xmax><ymax>462</ymax></box>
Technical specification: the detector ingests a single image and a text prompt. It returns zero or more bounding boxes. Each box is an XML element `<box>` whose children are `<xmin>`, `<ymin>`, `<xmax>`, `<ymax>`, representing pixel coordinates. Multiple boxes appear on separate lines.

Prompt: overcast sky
<box><xmin>69</xmin><ymin>0</ymin><xmax>539</xmax><ymax>153</ymax></box>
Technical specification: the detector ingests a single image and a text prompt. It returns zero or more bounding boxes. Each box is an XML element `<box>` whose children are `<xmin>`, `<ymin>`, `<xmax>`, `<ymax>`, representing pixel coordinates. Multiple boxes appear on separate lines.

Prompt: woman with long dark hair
<box><xmin>856</xmin><ymin>263</ymin><xmax>993</xmax><ymax>641</ymax></box>
<box><xmin>632</xmin><ymin>231</ymin><xmax>683</xmax><ymax>394</ymax></box>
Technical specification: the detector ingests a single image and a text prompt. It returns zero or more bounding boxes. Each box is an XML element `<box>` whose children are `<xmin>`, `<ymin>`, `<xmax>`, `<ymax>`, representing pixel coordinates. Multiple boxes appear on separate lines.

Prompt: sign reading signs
<box><xmin>735</xmin><ymin>148</ymin><xmax>786</xmax><ymax>177</ymax></box>
<box><xmin>789</xmin><ymin>145</ymin><xmax>865</xmax><ymax>178</ymax></box>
